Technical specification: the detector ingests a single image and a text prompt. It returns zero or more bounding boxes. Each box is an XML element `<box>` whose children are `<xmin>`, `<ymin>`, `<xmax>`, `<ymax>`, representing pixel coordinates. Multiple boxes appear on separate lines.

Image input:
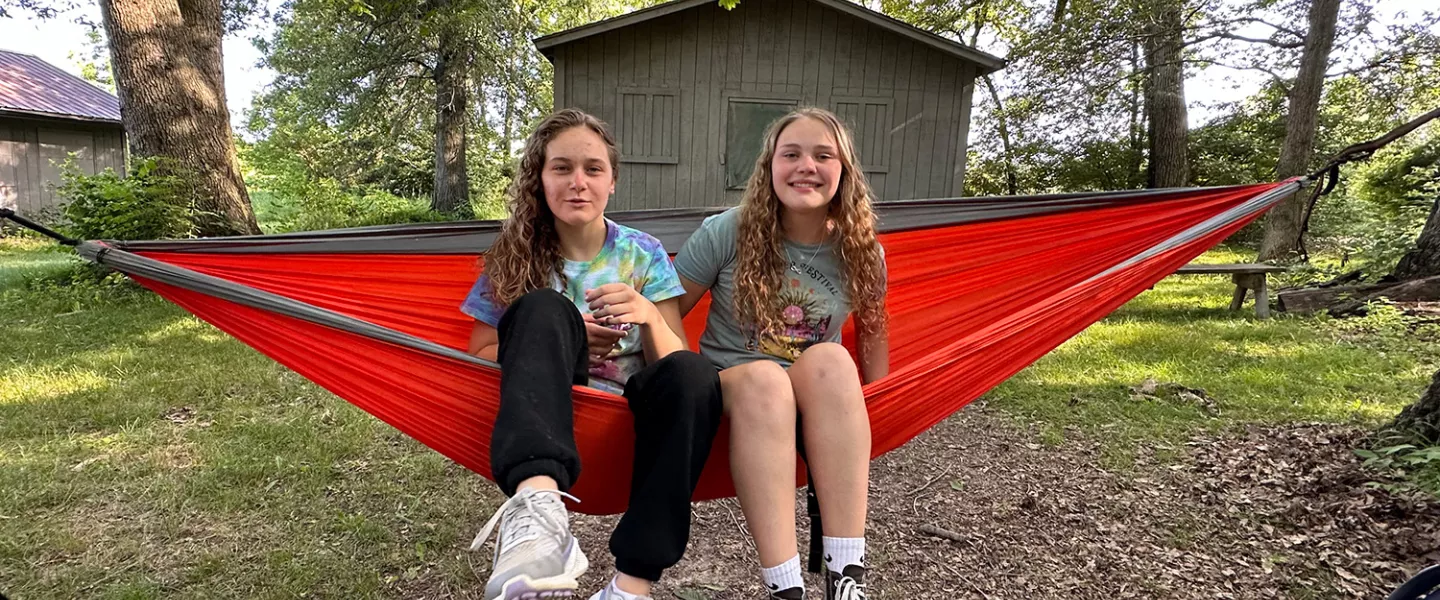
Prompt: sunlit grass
<box><xmin>987</xmin><ymin>262</ymin><xmax>1438</xmax><ymax>468</ymax></box>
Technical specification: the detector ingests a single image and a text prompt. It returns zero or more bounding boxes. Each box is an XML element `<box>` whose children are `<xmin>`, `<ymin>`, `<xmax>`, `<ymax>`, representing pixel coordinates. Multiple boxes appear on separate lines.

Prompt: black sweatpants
<box><xmin>488</xmin><ymin>288</ymin><xmax>724</xmax><ymax>582</ymax></box>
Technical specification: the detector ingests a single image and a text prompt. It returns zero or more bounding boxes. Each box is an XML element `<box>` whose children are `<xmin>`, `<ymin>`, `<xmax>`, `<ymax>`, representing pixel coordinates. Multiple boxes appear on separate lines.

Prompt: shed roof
<box><xmin>0</xmin><ymin>49</ymin><xmax>123</xmax><ymax>123</ymax></box>
<box><xmin>534</xmin><ymin>0</ymin><xmax>1007</xmax><ymax>75</ymax></box>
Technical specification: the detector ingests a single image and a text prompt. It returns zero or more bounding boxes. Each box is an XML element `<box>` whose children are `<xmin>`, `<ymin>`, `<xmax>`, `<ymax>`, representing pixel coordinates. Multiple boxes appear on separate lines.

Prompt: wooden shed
<box><xmin>534</xmin><ymin>0</ymin><xmax>1006</xmax><ymax>211</ymax></box>
<box><xmin>0</xmin><ymin>50</ymin><xmax>126</xmax><ymax>219</ymax></box>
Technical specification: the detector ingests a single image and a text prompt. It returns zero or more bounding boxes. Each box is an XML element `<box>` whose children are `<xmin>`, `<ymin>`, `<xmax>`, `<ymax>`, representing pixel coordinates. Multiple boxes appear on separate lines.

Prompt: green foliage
<box><xmin>1355</xmin><ymin>444</ymin><xmax>1440</xmax><ymax>497</ymax></box>
<box><xmin>238</xmin><ymin>139</ymin><xmax>494</xmax><ymax>233</ymax></box>
<box><xmin>254</xmin><ymin>177</ymin><xmax>453</xmax><ymax>233</ymax></box>
<box><xmin>56</xmin><ymin>157</ymin><xmax>196</xmax><ymax>242</ymax></box>
<box><xmin>66</xmin><ymin>29</ymin><xmax>114</xmax><ymax>93</ymax></box>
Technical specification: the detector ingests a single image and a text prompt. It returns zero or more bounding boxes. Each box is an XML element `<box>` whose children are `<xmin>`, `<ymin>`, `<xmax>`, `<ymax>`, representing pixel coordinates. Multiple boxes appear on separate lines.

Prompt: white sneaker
<box><xmin>471</xmin><ymin>488</ymin><xmax>589</xmax><ymax>600</ymax></box>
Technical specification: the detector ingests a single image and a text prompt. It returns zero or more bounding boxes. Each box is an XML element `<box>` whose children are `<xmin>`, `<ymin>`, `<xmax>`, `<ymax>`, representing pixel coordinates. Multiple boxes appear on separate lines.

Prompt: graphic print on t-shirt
<box><xmin>748</xmin><ymin>265</ymin><xmax>840</xmax><ymax>362</ymax></box>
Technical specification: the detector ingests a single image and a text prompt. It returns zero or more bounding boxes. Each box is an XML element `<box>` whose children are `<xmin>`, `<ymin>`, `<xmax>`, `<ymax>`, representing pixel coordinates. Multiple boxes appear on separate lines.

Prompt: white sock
<box><xmin>823</xmin><ymin>536</ymin><xmax>865</xmax><ymax>571</ymax></box>
<box><xmin>761</xmin><ymin>554</ymin><xmax>805</xmax><ymax>594</ymax></box>
<box><xmin>602</xmin><ymin>576</ymin><xmax>645</xmax><ymax>600</ymax></box>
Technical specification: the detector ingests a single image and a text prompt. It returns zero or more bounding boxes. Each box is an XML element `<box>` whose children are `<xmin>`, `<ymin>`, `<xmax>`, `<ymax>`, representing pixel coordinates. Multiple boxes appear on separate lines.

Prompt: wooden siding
<box><xmin>0</xmin><ymin>116</ymin><xmax>125</xmax><ymax>216</ymax></box>
<box><xmin>553</xmin><ymin>0</ymin><xmax>978</xmax><ymax>210</ymax></box>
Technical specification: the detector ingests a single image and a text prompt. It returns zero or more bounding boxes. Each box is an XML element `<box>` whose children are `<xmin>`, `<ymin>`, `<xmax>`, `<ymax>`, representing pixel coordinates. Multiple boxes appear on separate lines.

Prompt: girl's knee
<box><xmin>792</xmin><ymin>343</ymin><xmax>859</xmax><ymax>381</ymax></box>
<box><xmin>652</xmin><ymin>351</ymin><xmax>718</xmax><ymax>385</ymax></box>
<box><xmin>510</xmin><ymin>288</ymin><xmax>574</xmax><ymax>314</ymax></box>
<box><xmin>724</xmin><ymin>361</ymin><xmax>796</xmax><ymax>423</ymax></box>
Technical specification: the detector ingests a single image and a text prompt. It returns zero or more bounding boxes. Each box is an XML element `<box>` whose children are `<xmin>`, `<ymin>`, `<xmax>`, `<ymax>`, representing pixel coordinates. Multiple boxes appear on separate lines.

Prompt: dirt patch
<box><xmin>560</xmin><ymin>404</ymin><xmax>1440</xmax><ymax>599</ymax></box>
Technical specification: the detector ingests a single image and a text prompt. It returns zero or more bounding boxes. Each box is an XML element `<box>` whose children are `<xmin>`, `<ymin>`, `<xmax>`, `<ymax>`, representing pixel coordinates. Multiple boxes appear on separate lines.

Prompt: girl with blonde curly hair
<box><xmin>462</xmin><ymin>108</ymin><xmax>723</xmax><ymax>600</ymax></box>
<box><xmin>675</xmin><ymin>107</ymin><xmax>888</xmax><ymax>600</ymax></box>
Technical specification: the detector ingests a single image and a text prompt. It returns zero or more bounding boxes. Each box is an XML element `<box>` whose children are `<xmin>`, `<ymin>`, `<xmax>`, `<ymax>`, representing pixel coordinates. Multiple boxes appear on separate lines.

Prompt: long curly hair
<box><xmin>484</xmin><ymin>109</ymin><xmax>620</xmax><ymax>306</ymax></box>
<box><xmin>734</xmin><ymin>107</ymin><xmax>888</xmax><ymax>337</ymax></box>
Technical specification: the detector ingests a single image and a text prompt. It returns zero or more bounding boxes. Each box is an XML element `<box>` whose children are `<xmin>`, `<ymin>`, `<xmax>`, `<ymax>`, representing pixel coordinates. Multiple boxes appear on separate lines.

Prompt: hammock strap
<box><xmin>0</xmin><ymin>207</ymin><xmax>80</xmax><ymax>246</ymax></box>
<box><xmin>1297</xmin><ymin>105</ymin><xmax>1440</xmax><ymax>256</ymax></box>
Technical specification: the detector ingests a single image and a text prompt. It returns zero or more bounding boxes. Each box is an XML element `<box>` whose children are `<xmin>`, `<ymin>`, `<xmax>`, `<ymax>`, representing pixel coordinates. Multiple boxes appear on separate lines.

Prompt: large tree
<box><xmin>100</xmin><ymin>0</ymin><xmax>260</xmax><ymax>236</ymax></box>
<box><xmin>259</xmin><ymin>0</ymin><xmax>503</xmax><ymax>214</ymax></box>
<box><xmin>251</xmin><ymin>0</ymin><xmax>657</xmax><ymax>215</ymax></box>
<box><xmin>1142</xmin><ymin>0</ymin><xmax>1188</xmax><ymax>188</ymax></box>
<box><xmin>2</xmin><ymin>0</ymin><xmax>262</xmax><ymax>236</ymax></box>
<box><xmin>1256</xmin><ymin>0</ymin><xmax>1343</xmax><ymax>261</ymax></box>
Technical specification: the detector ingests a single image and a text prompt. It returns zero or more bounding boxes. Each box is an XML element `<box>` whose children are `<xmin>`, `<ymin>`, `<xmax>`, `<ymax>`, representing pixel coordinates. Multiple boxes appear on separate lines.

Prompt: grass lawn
<box><xmin>1</xmin><ymin>237</ymin><xmax>1436</xmax><ymax>598</ymax></box>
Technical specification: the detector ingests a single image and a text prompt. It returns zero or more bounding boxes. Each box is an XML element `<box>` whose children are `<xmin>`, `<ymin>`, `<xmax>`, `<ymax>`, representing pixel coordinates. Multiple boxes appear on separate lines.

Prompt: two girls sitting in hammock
<box><xmin>462</xmin><ymin>107</ymin><xmax>888</xmax><ymax>600</ymax></box>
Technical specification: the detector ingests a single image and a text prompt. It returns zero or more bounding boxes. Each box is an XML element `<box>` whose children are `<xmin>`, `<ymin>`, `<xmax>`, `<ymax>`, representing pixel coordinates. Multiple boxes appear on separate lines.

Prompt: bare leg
<box><xmin>789</xmin><ymin>343</ymin><xmax>869</xmax><ymax>537</ymax></box>
<box><xmin>515</xmin><ymin>476</ymin><xmax>559</xmax><ymax>492</ymax></box>
<box><xmin>721</xmin><ymin>361</ymin><xmax>800</xmax><ymax>568</ymax></box>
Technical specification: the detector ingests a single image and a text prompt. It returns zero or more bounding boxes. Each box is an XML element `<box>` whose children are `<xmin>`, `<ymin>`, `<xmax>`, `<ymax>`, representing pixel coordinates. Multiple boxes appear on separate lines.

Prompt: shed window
<box><xmin>617</xmin><ymin>88</ymin><xmax>679</xmax><ymax>164</ymax></box>
<box><xmin>726</xmin><ymin>99</ymin><xmax>796</xmax><ymax>189</ymax></box>
<box><xmin>832</xmin><ymin>98</ymin><xmax>892</xmax><ymax>174</ymax></box>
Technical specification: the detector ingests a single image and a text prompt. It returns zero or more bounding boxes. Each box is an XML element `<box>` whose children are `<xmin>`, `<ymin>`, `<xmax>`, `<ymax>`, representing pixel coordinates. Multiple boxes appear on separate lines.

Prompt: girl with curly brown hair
<box><xmin>462</xmin><ymin>109</ymin><xmax>722</xmax><ymax>600</ymax></box>
<box><xmin>675</xmin><ymin>107</ymin><xmax>888</xmax><ymax>600</ymax></box>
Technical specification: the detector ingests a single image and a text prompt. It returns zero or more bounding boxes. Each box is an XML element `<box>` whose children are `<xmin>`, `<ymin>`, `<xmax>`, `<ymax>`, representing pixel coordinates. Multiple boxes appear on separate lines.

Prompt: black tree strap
<box><xmin>1295</xmin><ymin>106</ymin><xmax>1440</xmax><ymax>259</ymax></box>
<box><xmin>0</xmin><ymin>208</ymin><xmax>80</xmax><ymax>246</ymax></box>
<box><xmin>1307</xmin><ymin>106</ymin><xmax>1440</xmax><ymax>181</ymax></box>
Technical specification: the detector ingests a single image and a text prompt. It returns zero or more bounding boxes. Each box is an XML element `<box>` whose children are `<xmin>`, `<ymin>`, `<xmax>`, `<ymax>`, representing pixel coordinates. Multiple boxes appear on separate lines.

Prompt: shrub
<box><xmin>57</xmin><ymin>156</ymin><xmax>195</xmax><ymax>241</ymax></box>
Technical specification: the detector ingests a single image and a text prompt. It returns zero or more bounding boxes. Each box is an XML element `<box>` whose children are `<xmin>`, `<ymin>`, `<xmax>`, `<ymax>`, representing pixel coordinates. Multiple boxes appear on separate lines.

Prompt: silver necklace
<box><xmin>789</xmin><ymin>240</ymin><xmax>824</xmax><ymax>276</ymax></box>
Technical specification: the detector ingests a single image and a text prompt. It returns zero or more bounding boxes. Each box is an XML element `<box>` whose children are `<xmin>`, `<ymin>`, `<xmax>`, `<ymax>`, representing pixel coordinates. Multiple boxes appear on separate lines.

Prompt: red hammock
<box><xmin>46</xmin><ymin>181</ymin><xmax>1295</xmax><ymax>515</ymax></box>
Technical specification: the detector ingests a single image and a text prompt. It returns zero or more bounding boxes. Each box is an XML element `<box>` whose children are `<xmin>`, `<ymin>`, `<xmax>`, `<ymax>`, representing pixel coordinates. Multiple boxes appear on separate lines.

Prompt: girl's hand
<box><xmin>585</xmin><ymin>283</ymin><xmax>659</xmax><ymax>328</ymax></box>
<box><xmin>581</xmin><ymin>313</ymin><xmax>628</xmax><ymax>365</ymax></box>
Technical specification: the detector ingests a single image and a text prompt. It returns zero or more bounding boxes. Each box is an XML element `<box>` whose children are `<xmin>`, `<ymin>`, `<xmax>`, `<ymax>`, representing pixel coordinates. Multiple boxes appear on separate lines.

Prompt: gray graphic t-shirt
<box><xmin>675</xmin><ymin>207</ymin><xmax>864</xmax><ymax>369</ymax></box>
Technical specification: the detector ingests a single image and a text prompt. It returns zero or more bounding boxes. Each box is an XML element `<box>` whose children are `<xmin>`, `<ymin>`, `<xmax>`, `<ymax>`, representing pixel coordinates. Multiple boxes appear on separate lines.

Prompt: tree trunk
<box><xmin>1142</xmin><ymin>0</ymin><xmax>1188</xmax><ymax>189</ymax></box>
<box><xmin>1129</xmin><ymin>40</ymin><xmax>1145</xmax><ymax>184</ymax></box>
<box><xmin>981</xmin><ymin>75</ymin><xmax>1018</xmax><ymax>195</ymax></box>
<box><xmin>1387</xmin><ymin>367</ymin><xmax>1440</xmax><ymax>443</ymax></box>
<box><xmin>1258</xmin><ymin>0</ymin><xmax>1342</xmax><ymax>262</ymax></box>
<box><xmin>99</xmin><ymin>0</ymin><xmax>259</xmax><ymax>237</ymax></box>
<box><xmin>1391</xmin><ymin>194</ymin><xmax>1440</xmax><ymax>280</ymax></box>
<box><xmin>432</xmin><ymin>28</ymin><xmax>470</xmax><ymax>215</ymax></box>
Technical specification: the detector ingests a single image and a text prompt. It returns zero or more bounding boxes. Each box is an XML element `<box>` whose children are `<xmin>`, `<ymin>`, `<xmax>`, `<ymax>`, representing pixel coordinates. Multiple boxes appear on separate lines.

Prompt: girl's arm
<box><xmin>467</xmin><ymin>321</ymin><xmax>500</xmax><ymax>362</ymax></box>
<box><xmin>855</xmin><ymin>319</ymin><xmax>890</xmax><ymax>384</ymax></box>
<box><xmin>678</xmin><ymin>276</ymin><xmax>709</xmax><ymax>317</ymax></box>
<box><xmin>642</xmin><ymin>297</ymin><xmax>688</xmax><ymax>362</ymax></box>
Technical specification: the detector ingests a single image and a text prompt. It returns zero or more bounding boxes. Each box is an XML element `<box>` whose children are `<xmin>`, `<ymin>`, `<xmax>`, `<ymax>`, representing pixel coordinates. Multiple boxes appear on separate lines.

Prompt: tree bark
<box><xmin>432</xmin><ymin>27</ymin><xmax>470</xmax><ymax>215</ymax></box>
<box><xmin>1391</xmin><ymin>194</ymin><xmax>1440</xmax><ymax>280</ymax></box>
<box><xmin>99</xmin><ymin>0</ymin><xmax>259</xmax><ymax>236</ymax></box>
<box><xmin>981</xmin><ymin>74</ymin><xmax>1018</xmax><ymax>195</ymax></box>
<box><xmin>1142</xmin><ymin>0</ymin><xmax>1188</xmax><ymax>189</ymax></box>
<box><xmin>1258</xmin><ymin>0</ymin><xmax>1343</xmax><ymax>262</ymax></box>
<box><xmin>1387</xmin><ymin>368</ymin><xmax>1440</xmax><ymax>443</ymax></box>
<box><xmin>1129</xmin><ymin>40</ymin><xmax>1145</xmax><ymax>184</ymax></box>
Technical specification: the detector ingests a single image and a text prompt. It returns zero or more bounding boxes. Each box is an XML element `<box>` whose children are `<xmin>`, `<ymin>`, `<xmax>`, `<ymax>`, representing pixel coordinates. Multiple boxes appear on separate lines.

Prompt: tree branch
<box><xmin>1184</xmin><ymin>58</ymin><xmax>1292</xmax><ymax>93</ymax></box>
<box><xmin>1204</xmin><ymin>16</ymin><xmax>1306</xmax><ymax>39</ymax></box>
<box><xmin>1325</xmin><ymin>53</ymin><xmax>1400</xmax><ymax>78</ymax></box>
<box><xmin>1212</xmin><ymin>32</ymin><xmax>1305</xmax><ymax>48</ymax></box>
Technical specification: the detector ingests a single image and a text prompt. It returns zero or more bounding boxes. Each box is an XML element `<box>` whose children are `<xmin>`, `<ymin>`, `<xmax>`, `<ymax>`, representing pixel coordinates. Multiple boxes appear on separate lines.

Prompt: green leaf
<box><xmin>674</xmin><ymin>589</ymin><xmax>710</xmax><ymax>600</ymax></box>
<box><xmin>718</xmin><ymin>0</ymin><xmax>740</xmax><ymax>9</ymax></box>
<box><xmin>950</xmin><ymin>480</ymin><xmax>965</xmax><ymax>491</ymax></box>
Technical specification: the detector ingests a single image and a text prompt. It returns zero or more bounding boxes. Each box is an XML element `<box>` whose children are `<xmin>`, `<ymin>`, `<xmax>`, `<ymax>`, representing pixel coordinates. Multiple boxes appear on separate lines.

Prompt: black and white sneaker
<box><xmin>824</xmin><ymin>565</ymin><xmax>866</xmax><ymax>600</ymax></box>
<box><xmin>767</xmin><ymin>583</ymin><xmax>805</xmax><ymax>599</ymax></box>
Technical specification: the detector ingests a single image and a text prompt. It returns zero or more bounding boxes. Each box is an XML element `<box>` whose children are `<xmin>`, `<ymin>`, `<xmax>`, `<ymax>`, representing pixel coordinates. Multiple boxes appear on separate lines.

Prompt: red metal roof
<box><xmin>0</xmin><ymin>49</ymin><xmax>122</xmax><ymax>123</ymax></box>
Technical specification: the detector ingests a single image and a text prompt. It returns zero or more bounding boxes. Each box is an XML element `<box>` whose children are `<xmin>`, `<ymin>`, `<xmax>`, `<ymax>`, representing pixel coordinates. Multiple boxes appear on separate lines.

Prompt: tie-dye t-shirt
<box><xmin>460</xmin><ymin>219</ymin><xmax>686</xmax><ymax>393</ymax></box>
<box><xmin>674</xmin><ymin>207</ymin><xmax>885</xmax><ymax>370</ymax></box>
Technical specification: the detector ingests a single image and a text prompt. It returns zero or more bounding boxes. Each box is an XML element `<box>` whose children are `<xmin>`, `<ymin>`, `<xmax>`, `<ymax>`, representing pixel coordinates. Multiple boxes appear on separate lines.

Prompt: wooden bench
<box><xmin>1173</xmin><ymin>263</ymin><xmax>1289</xmax><ymax>318</ymax></box>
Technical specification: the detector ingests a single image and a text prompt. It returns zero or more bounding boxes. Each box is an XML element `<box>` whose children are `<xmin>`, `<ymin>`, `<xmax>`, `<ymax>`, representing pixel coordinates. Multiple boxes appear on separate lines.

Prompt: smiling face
<box><xmin>541</xmin><ymin>125</ymin><xmax>616</xmax><ymax>229</ymax></box>
<box><xmin>771</xmin><ymin>116</ymin><xmax>843</xmax><ymax>215</ymax></box>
